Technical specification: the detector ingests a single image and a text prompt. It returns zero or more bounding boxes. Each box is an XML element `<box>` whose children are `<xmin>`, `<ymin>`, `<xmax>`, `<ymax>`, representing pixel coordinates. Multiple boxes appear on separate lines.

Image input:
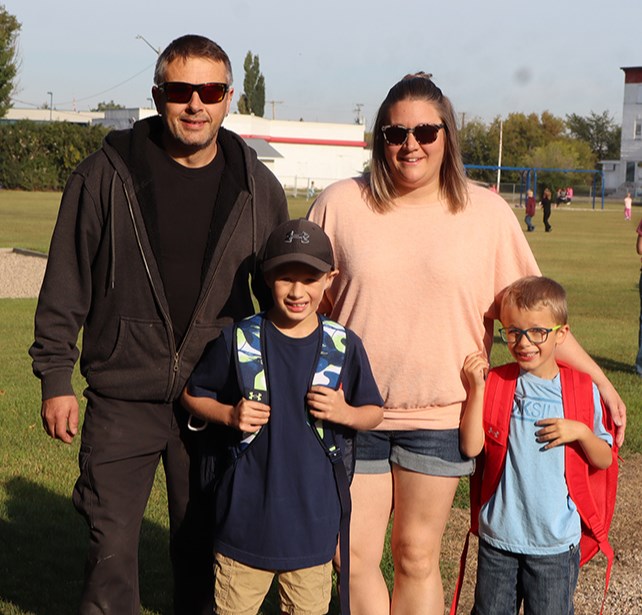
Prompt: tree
<box><xmin>0</xmin><ymin>120</ymin><xmax>107</xmax><ymax>190</ymax></box>
<box><xmin>566</xmin><ymin>111</ymin><xmax>621</xmax><ymax>163</ymax></box>
<box><xmin>486</xmin><ymin>112</ymin><xmax>566</xmax><ymax>182</ymax></box>
<box><xmin>459</xmin><ymin>119</ymin><xmax>495</xmax><ymax>183</ymax></box>
<box><xmin>237</xmin><ymin>51</ymin><xmax>265</xmax><ymax>117</ymax></box>
<box><xmin>540</xmin><ymin>111</ymin><xmax>566</xmax><ymax>140</ymax></box>
<box><xmin>524</xmin><ymin>140</ymin><xmax>595</xmax><ymax>191</ymax></box>
<box><xmin>0</xmin><ymin>5</ymin><xmax>21</xmax><ymax>118</ymax></box>
<box><xmin>91</xmin><ymin>100</ymin><xmax>126</xmax><ymax>111</ymax></box>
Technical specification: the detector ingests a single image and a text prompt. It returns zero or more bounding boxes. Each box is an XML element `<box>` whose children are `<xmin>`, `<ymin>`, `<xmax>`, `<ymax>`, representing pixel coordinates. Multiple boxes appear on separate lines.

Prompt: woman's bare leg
<box><xmin>390</xmin><ymin>467</ymin><xmax>459</xmax><ymax>615</ymax></box>
<box><xmin>348</xmin><ymin>471</ymin><xmax>394</xmax><ymax>615</ymax></box>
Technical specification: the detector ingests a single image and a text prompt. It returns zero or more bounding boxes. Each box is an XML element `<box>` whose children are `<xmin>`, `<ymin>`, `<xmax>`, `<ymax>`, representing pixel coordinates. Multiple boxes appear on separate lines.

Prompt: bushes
<box><xmin>0</xmin><ymin>121</ymin><xmax>108</xmax><ymax>191</ymax></box>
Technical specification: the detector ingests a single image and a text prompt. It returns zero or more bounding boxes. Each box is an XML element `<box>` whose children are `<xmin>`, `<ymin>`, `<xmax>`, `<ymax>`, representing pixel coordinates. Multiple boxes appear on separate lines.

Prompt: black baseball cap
<box><xmin>262</xmin><ymin>219</ymin><xmax>335</xmax><ymax>273</ymax></box>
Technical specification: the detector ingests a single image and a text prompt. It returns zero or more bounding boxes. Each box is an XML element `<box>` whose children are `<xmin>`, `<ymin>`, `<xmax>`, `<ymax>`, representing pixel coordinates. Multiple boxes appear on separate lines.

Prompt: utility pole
<box><xmin>267</xmin><ymin>100</ymin><xmax>283</xmax><ymax>120</ymax></box>
<box><xmin>47</xmin><ymin>91</ymin><xmax>53</xmax><ymax>121</ymax></box>
<box><xmin>496</xmin><ymin>119</ymin><xmax>503</xmax><ymax>192</ymax></box>
<box><xmin>136</xmin><ymin>35</ymin><xmax>160</xmax><ymax>55</ymax></box>
<box><xmin>353</xmin><ymin>103</ymin><xmax>364</xmax><ymax>125</ymax></box>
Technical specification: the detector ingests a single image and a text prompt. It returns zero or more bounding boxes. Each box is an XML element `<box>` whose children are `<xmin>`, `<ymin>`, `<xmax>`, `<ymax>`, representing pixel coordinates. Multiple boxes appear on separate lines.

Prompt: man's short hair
<box><xmin>154</xmin><ymin>34</ymin><xmax>233</xmax><ymax>86</ymax></box>
<box><xmin>500</xmin><ymin>276</ymin><xmax>568</xmax><ymax>325</ymax></box>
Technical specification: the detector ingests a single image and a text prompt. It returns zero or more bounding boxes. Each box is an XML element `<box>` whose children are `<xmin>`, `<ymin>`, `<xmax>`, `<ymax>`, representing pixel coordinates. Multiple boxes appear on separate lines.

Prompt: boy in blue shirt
<box><xmin>460</xmin><ymin>276</ymin><xmax>613</xmax><ymax>615</ymax></box>
<box><xmin>182</xmin><ymin>219</ymin><xmax>383</xmax><ymax>615</ymax></box>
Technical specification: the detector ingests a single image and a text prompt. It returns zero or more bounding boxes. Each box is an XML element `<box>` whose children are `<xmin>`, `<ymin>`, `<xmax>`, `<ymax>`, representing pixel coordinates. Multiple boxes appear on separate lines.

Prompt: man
<box><xmin>29</xmin><ymin>34</ymin><xmax>288</xmax><ymax>614</ymax></box>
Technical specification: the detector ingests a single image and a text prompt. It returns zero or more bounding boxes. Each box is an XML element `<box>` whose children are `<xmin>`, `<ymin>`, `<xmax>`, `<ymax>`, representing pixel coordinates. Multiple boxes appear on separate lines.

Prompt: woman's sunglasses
<box><xmin>158</xmin><ymin>81</ymin><xmax>230</xmax><ymax>104</ymax></box>
<box><xmin>381</xmin><ymin>123</ymin><xmax>445</xmax><ymax>146</ymax></box>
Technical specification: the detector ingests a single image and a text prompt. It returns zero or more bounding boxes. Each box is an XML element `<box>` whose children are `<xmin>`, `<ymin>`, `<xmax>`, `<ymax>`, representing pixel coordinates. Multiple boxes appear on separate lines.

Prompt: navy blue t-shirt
<box><xmin>188</xmin><ymin>317</ymin><xmax>382</xmax><ymax>570</ymax></box>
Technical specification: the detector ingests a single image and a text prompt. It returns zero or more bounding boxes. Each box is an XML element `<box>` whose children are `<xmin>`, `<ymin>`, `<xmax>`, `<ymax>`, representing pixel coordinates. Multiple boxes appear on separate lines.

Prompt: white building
<box><xmin>92</xmin><ymin>107</ymin><xmax>157</xmax><ymax>129</ymax></box>
<box><xmin>601</xmin><ymin>67</ymin><xmax>642</xmax><ymax>197</ymax></box>
<box><xmin>223</xmin><ymin>113</ymin><xmax>367</xmax><ymax>193</ymax></box>
<box><xmin>5</xmin><ymin>106</ymin><xmax>368</xmax><ymax>192</ymax></box>
<box><xmin>3</xmin><ymin>107</ymin><xmax>103</xmax><ymax>124</ymax></box>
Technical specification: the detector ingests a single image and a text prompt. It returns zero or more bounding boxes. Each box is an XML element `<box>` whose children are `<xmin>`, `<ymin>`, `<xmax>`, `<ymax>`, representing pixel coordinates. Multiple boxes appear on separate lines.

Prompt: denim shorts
<box><xmin>354</xmin><ymin>429</ymin><xmax>475</xmax><ymax>477</ymax></box>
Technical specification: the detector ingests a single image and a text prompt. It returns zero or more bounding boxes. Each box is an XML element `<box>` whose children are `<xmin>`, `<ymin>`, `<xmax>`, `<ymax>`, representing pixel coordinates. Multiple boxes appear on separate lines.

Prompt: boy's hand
<box><xmin>231</xmin><ymin>398</ymin><xmax>270</xmax><ymax>433</ymax></box>
<box><xmin>307</xmin><ymin>386</ymin><xmax>351</xmax><ymax>426</ymax></box>
<box><xmin>462</xmin><ymin>352</ymin><xmax>488</xmax><ymax>389</ymax></box>
<box><xmin>535</xmin><ymin>418</ymin><xmax>589</xmax><ymax>449</ymax></box>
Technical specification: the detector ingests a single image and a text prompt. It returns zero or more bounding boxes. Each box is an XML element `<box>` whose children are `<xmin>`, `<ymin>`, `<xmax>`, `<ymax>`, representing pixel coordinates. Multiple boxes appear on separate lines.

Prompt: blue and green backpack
<box><xmin>203</xmin><ymin>312</ymin><xmax>355</xmax><ymax>614</ymax></box>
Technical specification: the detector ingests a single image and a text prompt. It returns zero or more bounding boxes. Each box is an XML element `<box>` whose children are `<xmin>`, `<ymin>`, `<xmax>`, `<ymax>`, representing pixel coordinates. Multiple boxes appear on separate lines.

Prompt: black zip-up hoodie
<box><xmin>30</xmin><ymin>116</ymin><xmax>288</xmax><ymax>403</ymax></box>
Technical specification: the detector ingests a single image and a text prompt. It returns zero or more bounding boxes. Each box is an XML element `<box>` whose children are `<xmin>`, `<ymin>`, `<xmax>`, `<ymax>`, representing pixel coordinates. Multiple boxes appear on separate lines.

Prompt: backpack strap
<box><xmin>234</xmin><ymin>313</ymin><xmax>269</xmax><ymax>449</ymax></box>
<box><xmin>309</xmin><ymin>317</ymin><xmax>348</xmax><ymax>459</ymax></box>
<box><xmin>235</xmin><ymin>313</ymin><xmax>269</xmax><ymax>403</ymax></box>
<box><xmin>450</xmin><ymin>362</ymin><xmax>518</xmax><ymax>614</ymax></box>
<box><xmin>477</xmin><ymin>362</ymin><xmax>519</xmax><ymax>517</ymax></box>
<box><xmin>559</xmin><ymin>363</ymin><xmax>616</xmax><ymax>614</ymax></box>
<box><xmin>309</xmin><ymin>317</ymin><xmax>352</xmax><ymax>615</ymax></box>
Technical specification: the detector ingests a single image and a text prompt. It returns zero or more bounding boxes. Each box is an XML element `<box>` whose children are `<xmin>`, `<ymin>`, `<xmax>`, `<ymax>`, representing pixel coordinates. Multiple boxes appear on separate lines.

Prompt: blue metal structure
<box><xmin>464</xmin><ymin>165</ymin><xmax>605</xmax><ymax>209</ymax></box>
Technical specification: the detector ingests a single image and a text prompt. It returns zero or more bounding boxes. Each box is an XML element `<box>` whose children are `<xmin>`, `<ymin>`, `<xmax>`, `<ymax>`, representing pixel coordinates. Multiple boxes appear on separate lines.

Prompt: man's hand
<box><xmin>41</xmin><ymin>395</ymin><xmax>79</xmax><ymax>444</ymax></box>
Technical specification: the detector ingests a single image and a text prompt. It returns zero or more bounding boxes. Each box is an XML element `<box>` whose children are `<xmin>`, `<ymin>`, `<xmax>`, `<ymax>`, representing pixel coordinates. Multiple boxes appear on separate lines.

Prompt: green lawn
<box><xmin>0</xmin><ymin>191</ymin><xmax>61</xmax><ymax>253</ymax></box>
<box><xmin>0</xmin><ymin>192</ymin><xmax>639</xmax><ymax>614</ymax></box>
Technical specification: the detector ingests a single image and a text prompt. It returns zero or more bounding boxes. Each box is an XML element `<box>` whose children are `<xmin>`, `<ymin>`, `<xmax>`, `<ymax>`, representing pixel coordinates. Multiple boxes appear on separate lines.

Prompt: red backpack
<box><xmin>450</xmin><ymin>361</ymin><xmax>619</xmax><ymax>615</ymax></box>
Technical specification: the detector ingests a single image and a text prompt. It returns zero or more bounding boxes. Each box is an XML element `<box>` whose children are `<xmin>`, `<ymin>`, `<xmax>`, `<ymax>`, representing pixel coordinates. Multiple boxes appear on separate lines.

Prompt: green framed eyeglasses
<box><xmin>499</xmin><ymin>325</ymin><xmax>562</xmax><ymax>345</ymax></box>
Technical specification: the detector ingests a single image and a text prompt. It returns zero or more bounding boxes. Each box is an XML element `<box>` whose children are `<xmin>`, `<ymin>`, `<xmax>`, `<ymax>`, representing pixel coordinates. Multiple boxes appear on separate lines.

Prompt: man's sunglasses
<box><xmin>381</xmin><ymin>123</ymin><xmax>445</xmax><ymax>146</ymax></box>
<box><xmin>157</xmin><ymin>81</ymin><xmax>230</xmax><ymax>104</ymax></box>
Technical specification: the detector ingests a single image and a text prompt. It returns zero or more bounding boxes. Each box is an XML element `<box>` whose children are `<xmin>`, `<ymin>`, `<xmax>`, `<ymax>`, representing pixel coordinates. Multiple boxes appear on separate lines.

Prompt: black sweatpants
<box><xmin>72</xmin><ymin>391</ymin><xmax>213</xmax><ymax>614</ymax></box>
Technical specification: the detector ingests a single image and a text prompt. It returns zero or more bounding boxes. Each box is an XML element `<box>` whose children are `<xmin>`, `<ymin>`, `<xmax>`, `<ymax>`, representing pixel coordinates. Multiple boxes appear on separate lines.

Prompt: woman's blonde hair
<box><xmin>367</xmin><ymin>72</ymin><xmax>468</xmax><ymax>213</ymax></box>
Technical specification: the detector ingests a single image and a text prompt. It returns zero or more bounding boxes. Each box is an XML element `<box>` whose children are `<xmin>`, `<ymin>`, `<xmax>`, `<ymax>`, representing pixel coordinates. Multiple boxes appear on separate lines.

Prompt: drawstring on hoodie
<box><xmin>108</xmin><ymin>171</ymin><xmax>117</xmax><ymax>290</ymax></box>
<box><xmin>250</xmin><ymin>175</ymin><xmax>257</xmax><ymax>281</ymax></box>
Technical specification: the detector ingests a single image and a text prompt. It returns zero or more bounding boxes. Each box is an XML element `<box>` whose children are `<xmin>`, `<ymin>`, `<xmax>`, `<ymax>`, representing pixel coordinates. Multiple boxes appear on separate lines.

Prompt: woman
<box><xmin>542</xmin><ymin>187</ymin><xmax>553</xmax><ymax>232</ymax></box>
<box><xmin>308</xmin><ymin>73</ymin><xmax>625</xmax><ymax>615</ymax></box>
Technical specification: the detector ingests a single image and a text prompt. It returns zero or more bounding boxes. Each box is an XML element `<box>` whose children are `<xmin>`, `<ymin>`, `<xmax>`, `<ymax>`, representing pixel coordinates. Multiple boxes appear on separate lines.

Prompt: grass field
<box><xmin>0</xmin><ymin>190</ymin><xmax>640</xmax><ymax>614</ymax></box>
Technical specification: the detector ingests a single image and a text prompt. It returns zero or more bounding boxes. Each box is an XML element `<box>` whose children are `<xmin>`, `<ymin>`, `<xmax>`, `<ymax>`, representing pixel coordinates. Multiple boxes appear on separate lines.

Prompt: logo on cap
<box><xmin>285</xmin><ymin>231</ymin><xmax>310</xmax><ymax>245</ymax></box>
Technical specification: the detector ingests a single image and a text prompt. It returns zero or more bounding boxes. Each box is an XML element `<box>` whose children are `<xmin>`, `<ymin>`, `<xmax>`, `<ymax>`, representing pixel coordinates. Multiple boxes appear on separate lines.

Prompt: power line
<box><xmin>12</xmin><ymin>61</ymin><xmax>157</xmax><ymax>109</ymax></box>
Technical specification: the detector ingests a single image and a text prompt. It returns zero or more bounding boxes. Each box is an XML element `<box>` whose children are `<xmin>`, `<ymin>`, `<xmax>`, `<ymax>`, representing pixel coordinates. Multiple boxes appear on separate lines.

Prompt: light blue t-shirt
<box><xmin>478</xmin><ymin>370</ymin><xmax>613</xmax><ymax>555</ymax></box>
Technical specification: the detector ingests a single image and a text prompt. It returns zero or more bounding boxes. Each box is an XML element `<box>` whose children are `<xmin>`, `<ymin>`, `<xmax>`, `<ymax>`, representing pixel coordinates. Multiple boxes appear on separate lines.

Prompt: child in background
<box><xmin>524</xmin><ymin>189</ymin><xmax>536</xmax><ymax>232</ymax></box>
<box><xmin>541</xmin><ymin>187</ymin><xmax>553</xmax><ymax>232</ymax></box>
<box><xmin>625</xmin><ymin>191</ymin><xmax>633</xmax><ymax>220</ymax></box>
<box><xmin>182</xmin><ymin>219</ymin><xmax>383</xmax><ymax>615</ymax></box>
<box><xmin>460</xmin><ymin>276</ymin><xmax>613</xmax><ymax>615</ymax></box>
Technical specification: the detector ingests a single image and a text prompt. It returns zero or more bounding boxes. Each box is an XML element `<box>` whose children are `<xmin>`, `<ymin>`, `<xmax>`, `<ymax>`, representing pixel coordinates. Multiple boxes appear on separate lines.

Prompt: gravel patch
<box><xmin>0</xmin><ymin>248</ymin><xmax>47</xmax><ymax>298</ymax></box>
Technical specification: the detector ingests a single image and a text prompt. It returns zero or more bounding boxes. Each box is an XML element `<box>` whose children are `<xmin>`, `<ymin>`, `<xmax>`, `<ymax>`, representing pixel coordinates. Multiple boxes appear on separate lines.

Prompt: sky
<box><xmin>7</xmin><ymin>0</ymin><xmax>642</xmax><ymax>129</ymax></box>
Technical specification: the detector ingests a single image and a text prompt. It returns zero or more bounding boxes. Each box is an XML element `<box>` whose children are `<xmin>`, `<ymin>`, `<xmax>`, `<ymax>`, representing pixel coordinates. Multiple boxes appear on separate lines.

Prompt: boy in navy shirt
<box><xmin>182</xmin><ymin>219</ymin><xmax>383</xmax><ymax>615</ymax></box>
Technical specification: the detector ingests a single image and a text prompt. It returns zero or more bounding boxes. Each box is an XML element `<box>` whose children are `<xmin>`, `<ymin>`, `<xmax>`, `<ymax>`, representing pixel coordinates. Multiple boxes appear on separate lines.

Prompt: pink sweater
<box><xmin>309</xmin><ymin>179</ymin><xmax>540</xmax><ymax>430</ymax></box>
